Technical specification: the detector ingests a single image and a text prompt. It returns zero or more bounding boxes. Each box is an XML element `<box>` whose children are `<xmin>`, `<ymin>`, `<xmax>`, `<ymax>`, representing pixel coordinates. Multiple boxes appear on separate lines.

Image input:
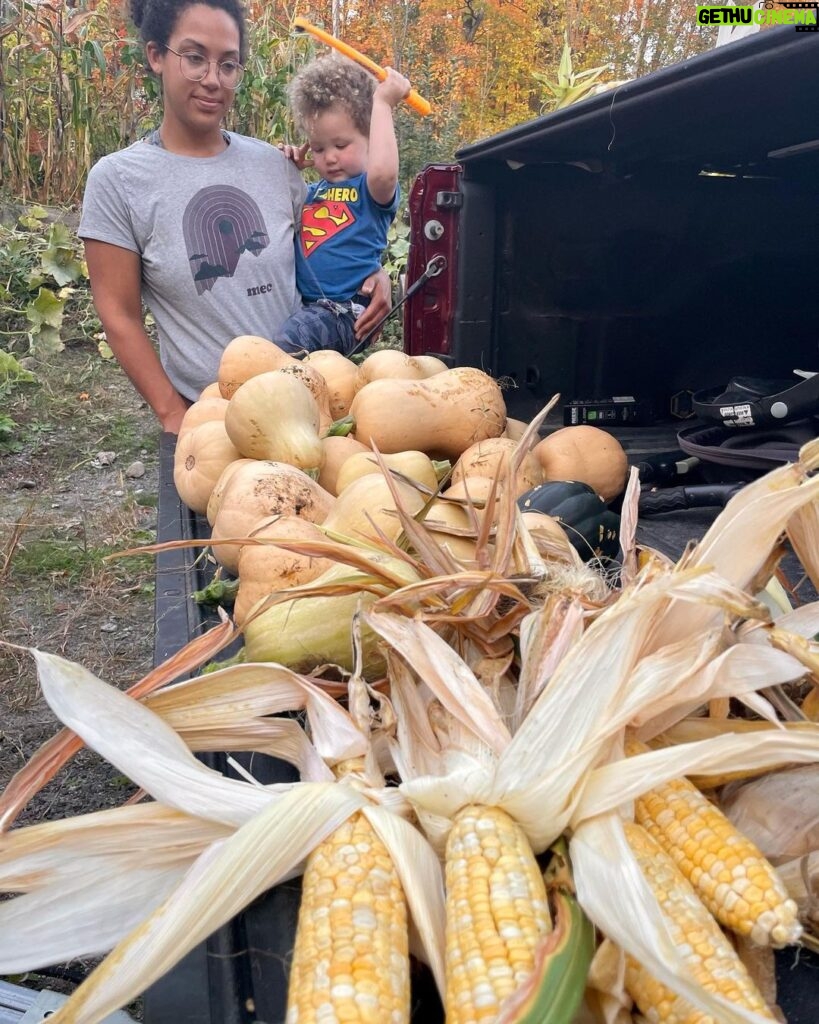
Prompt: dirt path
<box><xmin>1</xmin><ymin>341</ymin><xmax>159</xmax><ymax>825</ymax></box>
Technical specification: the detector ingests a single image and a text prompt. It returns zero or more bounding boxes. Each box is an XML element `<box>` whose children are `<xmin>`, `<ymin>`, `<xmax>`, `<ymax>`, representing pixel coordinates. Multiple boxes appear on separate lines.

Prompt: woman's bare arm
<box><xmin>84</xmin><ymin>240</ymin><xmax>190</xmax><ymax>433</ymax></box>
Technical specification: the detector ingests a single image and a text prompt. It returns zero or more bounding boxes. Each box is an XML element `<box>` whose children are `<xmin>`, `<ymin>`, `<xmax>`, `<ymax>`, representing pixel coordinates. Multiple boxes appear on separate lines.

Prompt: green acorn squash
<box><xmin>517</xmin><ymin>480</ymin><xmax>620</xmax><ymax>561</ymax></box>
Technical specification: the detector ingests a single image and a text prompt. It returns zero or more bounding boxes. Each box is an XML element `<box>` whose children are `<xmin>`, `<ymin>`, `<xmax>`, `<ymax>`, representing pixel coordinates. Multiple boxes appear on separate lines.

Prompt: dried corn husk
<box><xmin>721</xmin><ymin>765</ymin><xmax>819</xmax><ymax>864</ymax></box>
<box><xmin>0</xmin><ymin>651</ymin><xmax>446</xmax><ymax>1024</ymax></box>
<box><xmin>775</xmin><ymin>852</ymin><xmax>819</xmax><ymax>933</ymax></box>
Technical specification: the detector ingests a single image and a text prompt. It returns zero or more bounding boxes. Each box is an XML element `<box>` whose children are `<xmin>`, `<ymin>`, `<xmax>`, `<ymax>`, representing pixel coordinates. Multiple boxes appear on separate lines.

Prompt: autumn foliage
<box><xmin>1</xmin><ymin>0</ymin><xmax>722</xmax><ymax>203</ymax></box>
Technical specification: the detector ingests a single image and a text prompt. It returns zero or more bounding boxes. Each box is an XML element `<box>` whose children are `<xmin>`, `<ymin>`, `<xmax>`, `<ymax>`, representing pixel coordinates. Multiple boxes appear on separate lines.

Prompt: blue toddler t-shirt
<box><xmin>295</xmin><ymin>172</ymin><xmax>400</xmax><ymax>302</ymax></box>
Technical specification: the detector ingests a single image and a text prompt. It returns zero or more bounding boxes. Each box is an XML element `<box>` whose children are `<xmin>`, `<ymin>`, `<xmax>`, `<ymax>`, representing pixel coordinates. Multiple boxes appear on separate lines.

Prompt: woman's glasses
<box><xmin>165</xmin><ymin>46</ymin><xmax>244</xmax><ymax>89</ymax></box>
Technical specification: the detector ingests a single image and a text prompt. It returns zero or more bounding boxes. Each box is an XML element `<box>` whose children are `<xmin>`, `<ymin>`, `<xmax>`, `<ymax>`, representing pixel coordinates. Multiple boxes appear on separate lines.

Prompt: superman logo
<box><xmin>300</xmin><ymin>201</ymin><xmax>356</xmax><ymax>256</ymax></box>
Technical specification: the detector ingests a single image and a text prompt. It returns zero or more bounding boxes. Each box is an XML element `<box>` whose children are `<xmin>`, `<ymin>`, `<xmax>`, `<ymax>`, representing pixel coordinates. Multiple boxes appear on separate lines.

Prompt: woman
<box><xmin>79</xmin><ymin>0</ymin><xmax>391</xmax><ymax>433</ymax></box>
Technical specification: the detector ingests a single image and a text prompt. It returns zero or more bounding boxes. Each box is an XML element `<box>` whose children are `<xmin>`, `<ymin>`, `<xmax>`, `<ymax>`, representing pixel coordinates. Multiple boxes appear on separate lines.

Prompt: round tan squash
<box><xmin>225</xmin><ymin>371</ymin><xmax>324</xmax><ymax>473</ymax></box>
<box><xmin>350</xmin><ymin>367</ymin><xmax>506</xmax><ymax>460</ymax></box>
<box><xmin>533</xmin><ymin>425</ymin><xmax>628</xmax><ymax>503</ymax></box>
<box><xmin>335</xmin><ymin>449</ymin><xmax>441</xmax><ymax>495</ymax></box>
<box><xmin>304</xmin><ymin>350</ymin><xmax>359</xmax><ymax>419</ymax></box>
<box><xmin>234</xmin><ymin>515</ymin><xmax>332</xmax><ymax>626</ymax></box>
<box><xmin>198</xmin><ymin>381</ymin><xmax>223</xmax><ymax>400</ymax></box>
<box><xmin>317</xmin><ymin>434</ymin><xmax>369</xmax><ymax>496</ymax></box>
<box><xmin>173</xmin><ymin>420</ymin><xmax>241</xmax><ymax>516</ymax></box>
<box><xmin>502</xmin><ymin>417</ymin><xmax>529</xmax><ymax>442</ymax></box>
<box><xmin>218</xmin><ymin>335</ymin><xmax>298</xmax><ymax>399</ymax></box>
<box><xmin>178</xmin><ymin>396</ymin><xmax>229</xmax><ymax>438</ymax></box>
<box><xmin>322</xmin><ymin>472</ymin><xmax>426</xmax><ymax>545</ymax></box>
<box><xmin>450</xmin><ymin>437</ymin><xmax>543</xmax><ymax>498</ymax></box>
<box><xmin>210</xmin><ymin>461</ymin><xmax>334</xmax><ymax>574</ymax></box>
<box><xmin>206</xmin><ymin>458</ymin><xmax>257</xmax><ymax>527</ymax></box>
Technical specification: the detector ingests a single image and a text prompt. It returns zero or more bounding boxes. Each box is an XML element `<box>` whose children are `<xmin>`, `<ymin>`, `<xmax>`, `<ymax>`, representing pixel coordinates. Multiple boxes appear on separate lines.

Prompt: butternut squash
<box><xmin>450</xmin><ymin>437</ymin><xmax>543</xmax><ymax>498</ymax></box>
<box><xmin>502</xmin><ymin>417</ymin><xmax>529</xmax><ymax>442</ymax></box>
<box><xmin>224</xmin><ymin>371</ymin><xmax>324</xmax><ymax>473</ymax></box>
<box><xmin>173</xmin><ymin>420</ymin><xmax>241</xmax><ymax>516</ymax></box>
<box><xmin>335</xmin><ymin>449</ymin><xmax>442</xmax><ymax>495</ymax></box>
<box><xmin>304</xmin><ymin>350</ymin><xmax>359</xmax><ymax>419</ymax></box>
<box><xmin>233</xmin><ymin>515</ymin><xmax>331</xmax><ymax>626</ymax></box>
<box><xmin>218</xmin><ymin>335</ymin><xmax>298</xmax><ymax>399</ymax></box>
<box><xmin>277</xmin><ymin>362</ymin><xmax>333</xmax><ymax>433</ymax></box>
<box><xmin>354</xmin><ymin>349</ymin><xmax>425</xmax><ymax>391</ymax></box>
<box><xmin>210</xmin><ymin>461</ymin><xmax>334</xmax><ymax>573</ymax></box>
<box><xmin>178</xmin><ymin>396</ymin><xmax>229</xmax><ymax>438</ymax></box>
<box><xmin>443</xmin><ymin>475</ymin><xmax>499</xmax><ymax>510</ymax></box>
<box><xmin>533</xmin><ymin>425</ymin><xmax>628</xmax><ymax>503</ymax></box>
<box><xmin>317</xmin><ymin>434</ymin><xmax>369</xmax><ymax>496</ymax></box>
<box><xmin>206</xmin><ymin>458</ymin><xmax>257</xmax><ymax>527</ymax></box>
<box><xmin>411</xmin><ymin>354</ymin><xmax>449</xmax><ymax>377</ymax></box>
<box><xmin>350</xmin><ymin>367</ymin><xmax>506</xmax><ymax>459</ymax></box>
<box><xmin>420</xmin><ymin>498</ymin><xmax>482</xmax><ymax>564</ymax></box>
<box><xmin>242</xmin><ymin>553</ymin><xmax>420</xmax><ymax>678</ymax></box>
<box><xmin>322</xmin><ymin>473</ymin><xmax>426</xmax><ymax>545</ymax></box>
<box><xmin>442</xmin><ymin>476</ymin><xmax>500</xmax><ymax>530</ymax></box>
<box><xmin>519</xmin><ymin>510</ymin><xmax>574</xmax><ymax>559</ymax></box>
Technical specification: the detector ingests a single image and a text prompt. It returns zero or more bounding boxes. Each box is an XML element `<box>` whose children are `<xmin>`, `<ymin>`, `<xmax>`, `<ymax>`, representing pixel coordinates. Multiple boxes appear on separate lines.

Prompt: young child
<box><xmin>275</xmin><ymin>55</ymin><xmax>411</xmax><ymax>355</ymax></box>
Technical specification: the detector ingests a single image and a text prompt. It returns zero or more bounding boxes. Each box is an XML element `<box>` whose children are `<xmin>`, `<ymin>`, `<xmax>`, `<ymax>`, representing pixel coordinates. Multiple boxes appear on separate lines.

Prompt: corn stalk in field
<box><xmin>226</xmin><ymin>2</ymin><xmax>294</xmax><ymax>143</ymax></box>
<box><xmin>1</xmin><ymin>0</ymin><xmax>155</xmax><ymax>203</ymax></box>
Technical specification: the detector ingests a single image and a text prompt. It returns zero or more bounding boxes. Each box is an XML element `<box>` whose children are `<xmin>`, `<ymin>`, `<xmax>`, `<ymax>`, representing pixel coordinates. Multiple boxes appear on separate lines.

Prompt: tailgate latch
<box><xmin>435</xmin><ymin>191</ymin><xmax>463</xmax><ymax>209</ymax></box>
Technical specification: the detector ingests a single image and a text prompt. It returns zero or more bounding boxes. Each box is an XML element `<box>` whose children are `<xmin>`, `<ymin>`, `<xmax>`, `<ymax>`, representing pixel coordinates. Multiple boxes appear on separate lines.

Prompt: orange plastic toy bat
<box><xmin>293</xmin><ymin>16</ymin><xmax>432</xmax><ymax>117</ymax></box>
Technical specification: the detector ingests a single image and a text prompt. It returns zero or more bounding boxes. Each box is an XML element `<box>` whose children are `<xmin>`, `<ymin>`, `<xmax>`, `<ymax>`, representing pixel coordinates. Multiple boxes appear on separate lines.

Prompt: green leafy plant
<box><xmin>0</xmin><ymin>210</ymin><xmax>90</xmax><ymax>356</ymax></box>
<box><xmin>384</xmin><ymin>217</ymin><xmax>410</xmax><ymax>284</ymax></box>
<box><xmin>533</xmin><ymin>36</ymin><xmax>614</xmax><ymax>112</ymax></box>
<box><xmin>0</xmin><ymin>349</ymin><xmax>36</xmax><ymax>450</ymax></box>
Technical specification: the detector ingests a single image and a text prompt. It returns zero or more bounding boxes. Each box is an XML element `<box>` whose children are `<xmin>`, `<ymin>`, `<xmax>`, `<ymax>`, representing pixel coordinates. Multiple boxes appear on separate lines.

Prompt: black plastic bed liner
<box><xmin>148</xmin><ymin>434</ymin><xmax>817</xmax><ymax>1023</ymax></box>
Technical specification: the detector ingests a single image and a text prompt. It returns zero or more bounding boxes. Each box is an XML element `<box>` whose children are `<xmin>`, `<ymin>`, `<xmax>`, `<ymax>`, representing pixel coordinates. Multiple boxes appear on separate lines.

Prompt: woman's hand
<box><xmin>278</xmin><ymin>141</ymin><xmax>313</xmax><ymax>171</ymax></box>
<box><xmin>354</xmin><ymin>268</ymin><xmax>392</xmax><ymax>341</ymax></box>
<box><xmin>160</xmin><ymin>402</ymin><xmax>191</xmax><ymax>435</ymax></box>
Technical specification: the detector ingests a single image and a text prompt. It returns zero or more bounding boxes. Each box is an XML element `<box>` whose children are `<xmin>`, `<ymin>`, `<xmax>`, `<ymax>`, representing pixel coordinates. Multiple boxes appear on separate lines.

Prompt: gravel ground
<box><xmin>1</xmin><ymin>339</ymin><xmax>159</xmax><ymax>1017</ymax></box>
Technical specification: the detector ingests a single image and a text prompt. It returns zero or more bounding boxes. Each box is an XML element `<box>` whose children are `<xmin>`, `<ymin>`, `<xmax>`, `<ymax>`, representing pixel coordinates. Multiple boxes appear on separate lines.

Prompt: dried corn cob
<box><xmin>623</xmin><ymin>821</ymin><xmax>777</xmax><ymax>1024</ymax></box>
<box><xmin>627</xmin><ymin>740</ymin><xmax>801</xmax><ymax>947</ymax></box>
<box><xmin>444</xmin><ymin>804</ymin><xmax>552</xmax><ymax>1023</ymax></box>
<box><xmin>285</xmin><ymin>808</ymin><xmax>409</xmax><ymax>1024</ymax></box>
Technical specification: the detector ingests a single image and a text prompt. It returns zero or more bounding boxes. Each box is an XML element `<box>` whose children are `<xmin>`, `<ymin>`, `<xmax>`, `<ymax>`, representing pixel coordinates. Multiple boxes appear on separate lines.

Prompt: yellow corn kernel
<box><xmin>624</xmin><ymin>821</ymin><xmax>776</xmax><ymax>1024</ymax></box>
<box><xmin>444</xmin><ymin>804</ymin><xmax>551</xmax><ymax>1024</ymax></box>
<box><xmin>286</xmin><ymin>810</ymin><xmax>409</xmax><ymax>1024</ymax></box>
<box><xmin>627</xmin><ymin>739</ymin><xmax>801</xmax><ymax>947</ymax></box>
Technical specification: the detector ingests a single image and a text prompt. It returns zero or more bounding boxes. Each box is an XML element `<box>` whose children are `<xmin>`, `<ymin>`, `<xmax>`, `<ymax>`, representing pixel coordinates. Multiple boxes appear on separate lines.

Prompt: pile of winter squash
<box><xmin>173</xmin><ymin>335</ymin><xmax>629</xmax><ymax>665</ymax></box>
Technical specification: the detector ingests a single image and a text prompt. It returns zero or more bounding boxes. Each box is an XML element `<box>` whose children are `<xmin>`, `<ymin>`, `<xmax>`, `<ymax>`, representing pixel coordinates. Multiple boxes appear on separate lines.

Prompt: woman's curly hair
<box><xmin>288</xmin><ymin>55</ymin><xmax>375</xmax><ymax>137</ymax></box>
<box><xmin>129</xmin><ymin>0</ymin><xmax>247</xmax><ymax>61</ymax></box>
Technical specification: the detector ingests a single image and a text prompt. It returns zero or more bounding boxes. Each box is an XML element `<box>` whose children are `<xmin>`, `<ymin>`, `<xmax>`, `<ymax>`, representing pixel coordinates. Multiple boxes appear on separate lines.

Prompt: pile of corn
<box><xmin>2</xmin><ymin>422</ymin><xmax>819</xmax><ymax>1024</ymax></box>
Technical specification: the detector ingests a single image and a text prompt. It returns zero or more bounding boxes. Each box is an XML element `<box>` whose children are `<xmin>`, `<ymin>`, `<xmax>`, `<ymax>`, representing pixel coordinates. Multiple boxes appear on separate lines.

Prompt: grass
<box><xmin>7</xmin><ymin>536</ymin><xmax>155</xmax><ymax>583</ymax></box>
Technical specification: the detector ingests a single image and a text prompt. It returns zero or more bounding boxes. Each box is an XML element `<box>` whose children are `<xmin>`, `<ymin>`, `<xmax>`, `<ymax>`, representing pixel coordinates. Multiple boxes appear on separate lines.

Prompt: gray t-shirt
<box><xmin>79</xmin><ymin>133</ymin><xmax>307</xmax><ymax>400</ymax></box>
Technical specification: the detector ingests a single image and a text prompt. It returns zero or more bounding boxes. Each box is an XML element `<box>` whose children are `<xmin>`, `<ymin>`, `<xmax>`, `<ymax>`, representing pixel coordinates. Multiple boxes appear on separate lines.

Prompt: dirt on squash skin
<box><xmin>1</xmin><ymin>339</ymin><xmax>160</xmax><ymax>1016</ymax></box>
